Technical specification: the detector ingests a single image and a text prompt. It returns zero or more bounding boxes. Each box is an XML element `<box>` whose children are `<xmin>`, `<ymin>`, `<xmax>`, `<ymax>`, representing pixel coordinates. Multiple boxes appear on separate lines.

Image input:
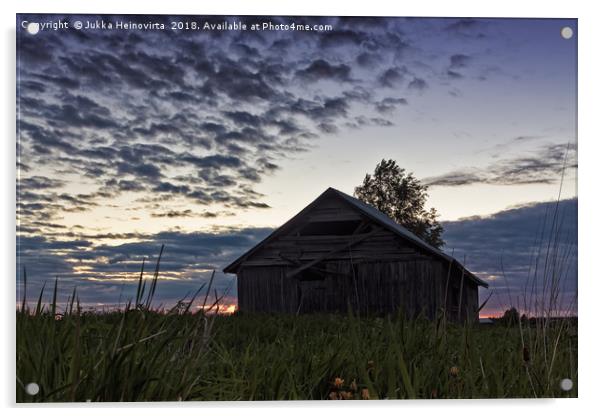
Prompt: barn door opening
<box><xmin>296</xmin><ymin>269</ymin><xmax>328</xmax><ymax>313</ymax></box>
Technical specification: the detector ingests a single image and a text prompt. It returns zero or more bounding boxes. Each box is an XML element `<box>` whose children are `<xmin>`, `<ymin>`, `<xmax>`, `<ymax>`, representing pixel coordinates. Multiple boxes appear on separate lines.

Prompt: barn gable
<box><xmin>223</xmin><ymin>187</ymin><xmax>487</xmax><ymax>288</ymax></box>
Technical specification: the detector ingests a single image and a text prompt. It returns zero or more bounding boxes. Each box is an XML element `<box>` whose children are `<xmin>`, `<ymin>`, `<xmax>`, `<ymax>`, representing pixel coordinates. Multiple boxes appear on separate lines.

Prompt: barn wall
<box><xmin>444</xmin><ymin>269</ymin><xmax>479</xmax><ymax>322</ymax></box>
<box><xmin>237</xmin><ymin>265</ymin><xmax>298</xmax><ymax>314</ymax></box>
<box><xmin>464</xmin><ymin>282</ymin><xmax>479</xmax><ymax>322</ymax></box>
<box><xmin>237</xmin><ymin>259</ymin><xmax>479</xmax><ymax>321</ymax></box>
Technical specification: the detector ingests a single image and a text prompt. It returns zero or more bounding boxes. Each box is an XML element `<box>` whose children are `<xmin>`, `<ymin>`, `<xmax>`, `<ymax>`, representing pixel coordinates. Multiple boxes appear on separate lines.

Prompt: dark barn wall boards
<box><xmin>225</xmin><ymin>188</ymin><xmax>487</xmax><ymax>322</ymax></box>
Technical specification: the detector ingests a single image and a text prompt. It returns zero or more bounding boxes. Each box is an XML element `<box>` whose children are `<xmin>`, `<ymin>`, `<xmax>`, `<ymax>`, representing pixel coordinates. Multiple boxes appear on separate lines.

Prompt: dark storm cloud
<box><xmin>17</xmin><ymin>178</ymin><xmax>108</xmax><ymax>227</ymax></box>
<box><xmin>132</xmin><ymin>122</ymin><xmax>187</xmax><ymax>138</ymax></box>
<box><xmin>57</xmin><ymin>193</ymin><xmax>99</xmax><ymax>208</ymax></box>
<box><xmin>445</xmin><ymin>19</ymin><xmax>479</xmax><ymax>32</ymax></box>
<box><xmin>18</xmin><ymin>176</ymin><xmax>65</xmax><ymax>190</ymax></box>
<box><xmin>342</xmin><ymin>86</ymin><xmax>372</xmax><ymax>103</ymax></box>
<box><xmin>378</xmin><ymin>67</ymin><xmax>406</xmax><ymax>88</ymax></box>
<box><xmin>182</xmin><ymin>154</ymin><xmax>243</xmax><ymax>169</ymax></box>
<box><xmin>369</xmin><ymin>118</ymin><xmax>394</xmax><ymax>127</ymax></box>
<box><xmin>116</xmin><ymin>162</ymin><xmax>163</xmax><ymax>180</ymax></box>
<box><xmin>493</xmin><ymin>143</ymin><xmax>577</xmax><ymax>185</ymax></box>
<box><xmin>444</xmin><ymin>54</ymin><xmax>471</xmax><ymax>80</ymax></box>
<box><xmin>150</xmin><ymin>209</ymin><xmax>220</xmax><ymax>218</ymax></box>
<box><xmin>449</xmin><ymin>54</ymin><xmax>471</xmax><ymax>69</ymax></box>
<box><xmin>90</xmin><ymin>51</ymin><xmax>172</xmax><ymax>90</ymax></box>
<box><xmin>447</xmin><ymin>70</ymin><xmax>463</xmax><ymax>80</ymax></box>
<box><xmin>32</xmin><ymin>93</ymin><xmax>118</xmax><ymax>130</ymax></box>
<box><xmin>356</xmin><ymin>52</ymin><xmax>380</xmax><ymax>68</ymax></box>
<box><xmin>18</xmin><ymin>118</ymin><xmax>78</xmax><ymax>155</ymax></box>
<box><xmin>295</xmin><ymin>59</ymin><xmax>352</xmax><ymax>83</ymax></box>
<box><xmin>17</xmin><ymin>162</ymin><xmax>30</xmax><ymax>172</ymax></box>
<box><xmin>152</xmin><ymin>182</ymin><xmax>191</xmax><ymax>195</ymax></box>
<box><xmin>17</xmin><ymin>227</ymin><xmax>274</xmax><ymax>307</ymax></box>
<box><xmin>424</xmin><ymin>171</ymin><xmax>482</xmax><ymax>187</ymax></box>
<box><xmin>286</xmin><ymin>96</ymin><xmax>350</xmax><ymax>121</ymax></box>
<box><xmin>444</xmin><ymin>18</ymin><xmax>487</xmax><ymax>39</ymax></box>
<box><xmin>408</xmin><ymin>77</ymin><xmax>428</xmax><ymax>91</ymax></box>
<box><xmin>319</xmin><ymin>29</ymin><xmax>365</xmax><ymax>48</ymax></box>
<box><xmin>513</xmin><ymin>135</ymin><xmax>542</xmax><ymax>143</ymax></box>
<box><xmin>105</xmin><ymin>179</ymin><xmax>148</xmax><ymax>192</ymax></box>
<box><xmin>425</xmin><ymin>143</ymin><xmax>577</xmax><ymax>187</ymax></box>
<box><xmin>17</xmin><ymin>34</ymin><xmax>56</xmax><ymax>64</ymax></box>
<box><xmin>443</xmin><ymin>198</ymin><xmax>577</xmax><ymax>315</ymax></box>
<box><xmin>318</xmin><ymin>122</ymin><xmax>338</xmax><ymax>134</ymax></box>
<box><xmin>375</xmin><ymin>97</ymin><xmax>408</xmax><ymax>114</ymax></box>
<box><xmin>223</xmin><ymin>111</ymin><xmax>263</xmax><ymax>127</ymax></box>
<box><xmin>32</xmin><ymin>73</ymin><xmax>81</xmax><ymax>89</ymax></box>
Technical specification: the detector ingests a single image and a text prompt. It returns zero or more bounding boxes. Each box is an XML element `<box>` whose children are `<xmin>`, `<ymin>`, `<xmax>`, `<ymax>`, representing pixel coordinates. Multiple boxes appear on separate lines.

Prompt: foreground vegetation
<box><xmin>17</xmin><ymin>239</ymin><xmax>577</xmax><ymax>401</ymax></box>
<box><xmin>16</xmin><ymin>303</ymin><xmax>577</xmax><ymax>401</ymax></box>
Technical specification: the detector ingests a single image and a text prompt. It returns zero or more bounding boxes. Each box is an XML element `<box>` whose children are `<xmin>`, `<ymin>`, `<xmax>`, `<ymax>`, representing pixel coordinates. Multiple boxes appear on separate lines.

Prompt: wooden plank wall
<box><xmin>237</xmin><ymin>260</ymin><xmax>480</xmax><ymax>321</ymax></box>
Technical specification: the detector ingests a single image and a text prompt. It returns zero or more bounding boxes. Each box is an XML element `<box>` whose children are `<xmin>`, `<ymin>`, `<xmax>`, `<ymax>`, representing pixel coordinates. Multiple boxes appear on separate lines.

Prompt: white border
<box><xmin>2</xmin><ymin>1</ymin><xmax>600</xmax><ymax>415</ymax></box>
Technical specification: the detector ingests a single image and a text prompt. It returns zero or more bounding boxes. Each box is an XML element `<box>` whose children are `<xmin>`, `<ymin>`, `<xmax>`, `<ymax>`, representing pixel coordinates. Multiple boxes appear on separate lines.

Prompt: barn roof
<box><xmin>223</xmin><ymin>187</ymin><xmax>488</xmax><ymax>287</ymax></box>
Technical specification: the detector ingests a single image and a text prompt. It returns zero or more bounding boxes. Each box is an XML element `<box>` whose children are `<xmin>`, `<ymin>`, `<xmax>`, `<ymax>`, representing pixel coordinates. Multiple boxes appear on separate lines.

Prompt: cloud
<box><xmin>444</xmin><ymin>18</ymin><xmax>487</xmax><ymax>39</ymax></box>
<box><xmin>18</xmin><ymin>176</ymin><xmax>65</xmax><ymax>190</ymax></box>
<box><xmin>319</xmin><ymin>29</ymin><xmax>365</xmax><ymax>48</ymax></box>
<box><xmin>150</xmin><ymin>209</ymin><xmax>222</xmax><ymax>218</ymax></box>
<box><xmin>446</xmin><ymin>70</ymin><xmax>463</xmax><ymax>79</ymax></box>
<box><xmin>295</xmin><ymin>59</ymin><xmax>352</xmax><ymax>83</ymax></box>
<box><xmin>449</xmin><ymin>54</ymin><xmax>471</xmax><ymax>69</ymax></box>
<box><xmin>285</xmin><ymin>96</ymin><xmax>350</xmax><ymax>121</ymax></box>
<box><xmin>223</xmin><ymin>110</ymin><xmax>263</xmax><ymax>126</ymax></box>
<box><xmin>424</xmin><ymin>143</ymin><xmax>577</xmax><ymax>187</ymax></box>
<box><xmin>152</xmin><ymin>182</ymin><xmax>191</xmax><ymax>195</ymax></box>
<box><xmin>210</xmin><ymin>58</ymin><xmax>280</xmax><ymax>102</ymax></box>
<box><xmin>356</xmin><ymin>52</ymin><xmax>380</xmax><ymax>68</ymax></box>
<box><xmin>408</xmin><ymin>77</ymin><xmax>428</xmax><ymax>91</ymax></box>
<box><xmin>17</xmin><ymin>227</ymin><xmax>274</xmax><ymax>307</ymax></box>
<box><xmin>443</xmin><ymin>198</ymin><xmax>577</xmax><ymax>316</ymax></box>
<box><xmin>513</xmin><ymin>135</ymin><xmax>542</xmax><ymax>143</ymax></box>
<box><xmin>446</xmin><ymin>19</ymin><xmax>480</xmax><ymax>32</ymax></box>
<box><xmin>374</xmin><ymin>97</ymin><xmax>408</xmax><ymax>114</ymax></box>
<box><xmin>378</xmin><ymin>67</ymin><xmax>406</xmax><ymax>87</ymax></box>
<box><xmin>117</xmin><ymin>162</ymin><xmax>163</xmax><ymax>180</ymax></box>
<box><xmin>444</xmin><ymin>54</ymin><xmax>471</xmax><ymax>79</ymax></box>
<box><xmin>105</xmin><ymin>179</ymin><xmax>148</xmax><ymax>192</ymax></box>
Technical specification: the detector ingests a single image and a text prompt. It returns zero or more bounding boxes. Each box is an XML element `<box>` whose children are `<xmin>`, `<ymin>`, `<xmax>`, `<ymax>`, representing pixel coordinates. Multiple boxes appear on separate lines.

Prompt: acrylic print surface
<box><xmin>16</xmin><ymin>15</ymin><xmax>577</xmax><ymax>401</ymax></box>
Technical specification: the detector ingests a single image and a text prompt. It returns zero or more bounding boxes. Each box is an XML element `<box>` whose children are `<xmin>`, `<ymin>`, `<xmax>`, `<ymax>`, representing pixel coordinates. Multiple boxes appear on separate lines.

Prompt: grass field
<box><xmin>16</xmin><ymin>303</ymin><xmax>577</xmax><ymax>402</ymax></box>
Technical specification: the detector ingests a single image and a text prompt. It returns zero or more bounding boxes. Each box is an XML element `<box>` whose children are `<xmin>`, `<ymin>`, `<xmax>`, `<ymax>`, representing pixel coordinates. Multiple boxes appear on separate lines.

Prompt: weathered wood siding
<box><xmin>237</xmin><ymin>260</ymin><xmax>479</xmax><ymax>321</ymax></box>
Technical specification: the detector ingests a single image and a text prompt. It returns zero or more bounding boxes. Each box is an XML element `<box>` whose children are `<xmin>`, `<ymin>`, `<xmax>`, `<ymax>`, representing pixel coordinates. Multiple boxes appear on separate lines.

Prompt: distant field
<box><xmin>16</xmin><ymin>307</ymin><xmax>577</xmax><ymax>401</ymax></box>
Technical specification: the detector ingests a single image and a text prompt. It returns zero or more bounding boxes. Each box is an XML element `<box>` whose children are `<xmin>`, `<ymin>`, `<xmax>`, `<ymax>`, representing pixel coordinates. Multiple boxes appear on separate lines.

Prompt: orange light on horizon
<box><xmin>196</xmin><ymin>302</ymin><xmax>238</xmax><ymax>315</ymax></box>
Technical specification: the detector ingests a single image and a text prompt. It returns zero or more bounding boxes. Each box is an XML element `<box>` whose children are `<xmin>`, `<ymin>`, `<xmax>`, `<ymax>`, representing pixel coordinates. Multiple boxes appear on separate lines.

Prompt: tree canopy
<box><xmin>354</xmin><ymin>159</ymin><xmax>444</xmax><ymax>248</ymax></box>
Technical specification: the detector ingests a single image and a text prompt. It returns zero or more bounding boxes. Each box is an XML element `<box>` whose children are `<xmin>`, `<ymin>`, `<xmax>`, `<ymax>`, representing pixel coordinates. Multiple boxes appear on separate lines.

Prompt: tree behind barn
<box><xmin>354</xmin><ymin>159</ymin><xmax>445</xmax><ymax>248</ymax></box>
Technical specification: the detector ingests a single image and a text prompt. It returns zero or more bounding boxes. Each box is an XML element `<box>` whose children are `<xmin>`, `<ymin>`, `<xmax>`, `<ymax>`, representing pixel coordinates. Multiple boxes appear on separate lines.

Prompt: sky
<box><xmin>16</xmin><ymin>15</ymin><xmax>577</xmax><ymax>316</ymax></box>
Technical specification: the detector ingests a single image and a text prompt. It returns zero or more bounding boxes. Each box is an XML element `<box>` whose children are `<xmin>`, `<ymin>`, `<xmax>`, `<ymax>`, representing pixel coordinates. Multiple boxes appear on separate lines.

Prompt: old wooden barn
<box><xmin>224</xmin><ymin>187</ymin><xmax>488</xmax><ymax>321</ymax></box>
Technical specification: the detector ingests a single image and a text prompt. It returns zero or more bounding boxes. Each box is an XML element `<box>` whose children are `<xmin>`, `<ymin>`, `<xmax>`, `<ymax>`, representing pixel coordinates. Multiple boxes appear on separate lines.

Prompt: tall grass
<box><xmin>493</xmin><ymin>146</ymin><xmax>578</xmax><ymax>398</ymax></box>
<box><xmin>17</xmin><ymin>247</ymin><xmax>222</xmax><ymax>402</ymax></box>
<box><xmin>17</xmin><ymin>279</ymin><xmax>577</xmax><ymax>401</ymax></box>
